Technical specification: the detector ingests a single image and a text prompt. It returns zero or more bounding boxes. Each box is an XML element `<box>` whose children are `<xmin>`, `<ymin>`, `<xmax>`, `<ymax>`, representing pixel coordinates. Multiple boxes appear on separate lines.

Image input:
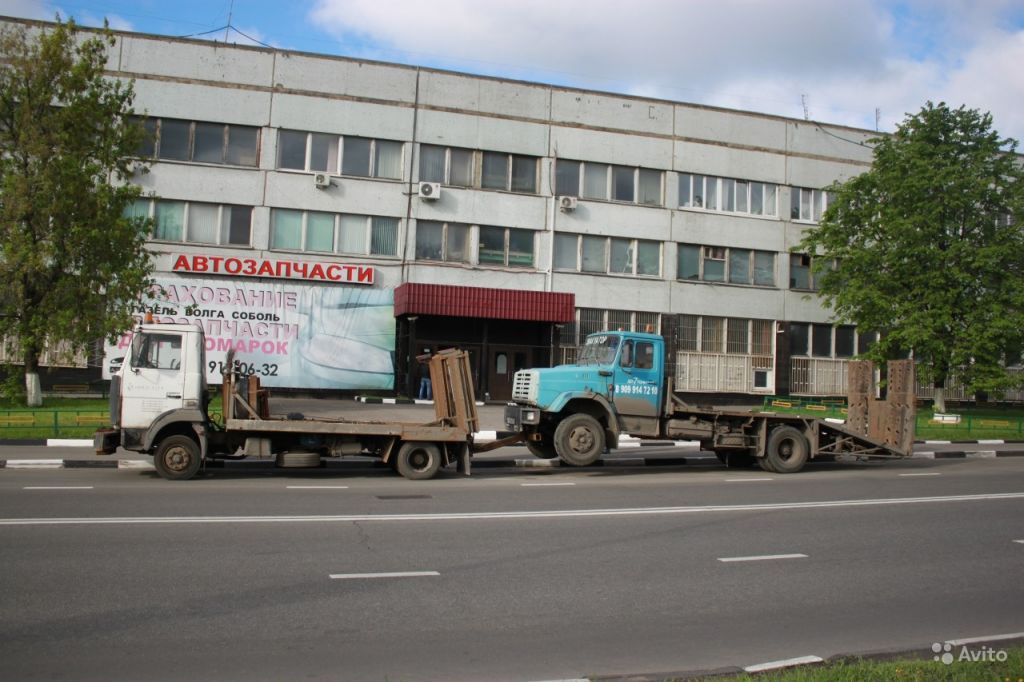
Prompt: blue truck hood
<box><xmin>530</xmin><ymin>364</ymin><xmax>612</xmax><ymax>409</ymax></box>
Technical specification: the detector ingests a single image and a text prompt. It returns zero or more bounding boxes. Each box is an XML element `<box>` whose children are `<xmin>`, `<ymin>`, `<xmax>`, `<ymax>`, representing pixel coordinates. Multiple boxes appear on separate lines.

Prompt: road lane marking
<box><xmin>718</xmin><ymin>553</ymin><xmax>808</xmax><ymax>563</ymax></box>
<box><xmin>521</xmin><ymin>482</ymin><xmax>576</xmax><ymax>487</ymax></box>
<box><xmin>744</xmin><ymin>655</ymin><xmax>823</xmax><ymax>672</ymax></box>
<box><xmin>725</xmin><ymin>478</ymin><xmax>774</xmax><ymax>482</ymax></box>
<box><xmin>899</xmin><ymin>473</ymin><xmax>942</xmax><ymax>477</ymax></box>
<box><xmin>329</xmin><ymin>571</ymin><xmax>439</xmax><ymax>580</ymax></box>
<box><xmin>23</xmin><ymin>486</ymin><xmax>94</xmax><ymax>490</ymax></box>
<box><xmin>0</xmin><ymin>492</ymin><xmax>1022</xmax><ymax>526</ymax></box>
<box><xmin>286</xmin><ymin>486</ymin><xmax>349</xmax><ymax>489</ymax></box>
<box><xmin>1013</xmin><ymin>540</ymin><xmax>1024</xmax><ymax>544</ymax></box>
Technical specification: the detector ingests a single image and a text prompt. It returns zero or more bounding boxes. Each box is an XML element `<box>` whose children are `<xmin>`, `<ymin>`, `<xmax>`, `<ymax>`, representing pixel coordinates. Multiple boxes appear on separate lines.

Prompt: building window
<box><xmin>790</xmin><ymin>187</ymin><xmax>832</xmax><ymax>222</ymax></box>
<box><xmin>421</xmin><ymin>145</ymin><xmax>538</xmax><ymax>193</ymax></box>
<box><xmin>136</xmin><ymin>117</ymin><xmax>260</xmax><ymax>167</ymax></box>
<box><xmin>789</xmin><ymin>323</ymin><xmax>861</xmax><ymax>358</ymax></box>
<box><xmin>554</xmin><ymin>234</ymin><xmax>662</xmax><ymax>277</ymax></box>
<box><xmin>679</xmin><ymin>173</ymin><xmax>778</xmax><ymax>216</ymax></box>
<box><xmin>678</xmin><ymin>244</ymin><xmax>776</xmax><ymax>286</ymax></box>
<box><xmin>270</xmin><ymin>209</ymin><xmax>399</xmax><ymax>256</ymax></box>
<box><xmin>278</xmin><ymin>130</ymin><xmax>402</xmax><ymax>179</ymax></box>
<box><xmin>788</xmin><ymin>253</ymin><xmax>833</xmax><ymax>290</ymax></box>
<box><xmin>678</xmin><ymin>315</ymin><xmax>773</xmax><ymax>356</ymax></box>
<box><xmin>415</xmin><ymin>221</ymin><xmax>471</xmax><ymax>263</ymax></box>
<box><xmin>555</xmin><ymin>160</ymin><xmax>663</xmax><ymax>205</ymax></box>
<box><xmin>479</xmin><ymin>226</ymin><xmax>535</xmax><ymax>268</ymax></box>
<box><xmin>564</xmin><ymin>309</ymin><xmax>662</xmax><ymax>346</ymax></box>
<box><xmin>132</xmin><ymin>198</ymin><xmax>252</xmax><ymax>246</ymax></box>
<box><xmin>480</xmin><ymin>151</ymin><xmax>538</xmax><ymax>193</ymax></box>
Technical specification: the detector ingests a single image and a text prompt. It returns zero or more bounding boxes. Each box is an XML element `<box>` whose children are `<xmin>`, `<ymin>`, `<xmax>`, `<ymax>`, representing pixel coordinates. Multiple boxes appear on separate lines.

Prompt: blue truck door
<box><xmin>612</xmin><ymin>337</ymin><xmax>662</xmax><ymax>418</ymax></box>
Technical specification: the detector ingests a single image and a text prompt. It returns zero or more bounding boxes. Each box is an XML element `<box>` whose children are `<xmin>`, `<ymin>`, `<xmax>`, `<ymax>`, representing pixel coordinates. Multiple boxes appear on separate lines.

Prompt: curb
<box><xmin>595</xmin><ymin>632</ymin><xmax>1024</xmax><ymax>681</ymax></box>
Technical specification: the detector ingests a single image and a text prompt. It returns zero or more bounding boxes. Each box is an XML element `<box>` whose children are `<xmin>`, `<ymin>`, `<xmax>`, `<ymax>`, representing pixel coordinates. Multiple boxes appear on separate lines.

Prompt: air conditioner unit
<box><xmin>313</xmin><ymin>173</ymin><xmax>331</xmax><ymax>189</ymax></box>
<box><xmin>419</xmin><ymin>181</ymin><xmax>441</xmax><ymax>200</ymax></box>
<box><xmin>558</xmin><ymin>195</ymin><xmax>578</xmax><ymax>212</ymax></box>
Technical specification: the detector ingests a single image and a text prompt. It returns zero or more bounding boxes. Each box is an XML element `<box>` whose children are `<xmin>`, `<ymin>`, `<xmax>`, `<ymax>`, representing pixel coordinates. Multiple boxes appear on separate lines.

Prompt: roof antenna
<box><xmin>801</xmin><ymin>94</ymin><xmax>810</xmax><ymax>121</ymax></box>
<box><xmin>225</xmin><ymin>0</ymin><xmax>234</xmax><ymax>42</ymax></box>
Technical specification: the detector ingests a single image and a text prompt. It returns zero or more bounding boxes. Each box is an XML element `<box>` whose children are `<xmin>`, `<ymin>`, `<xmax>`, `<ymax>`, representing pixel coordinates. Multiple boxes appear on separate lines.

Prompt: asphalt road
<box><xmin>1</xmin><ymin>456</ymin><xmax>1022</xmax><ymax>681</ymax></box>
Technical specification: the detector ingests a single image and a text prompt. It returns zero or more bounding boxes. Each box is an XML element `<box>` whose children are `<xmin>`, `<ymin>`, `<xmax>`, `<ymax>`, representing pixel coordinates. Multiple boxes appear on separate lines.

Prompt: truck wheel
<box><xmin>758</xmin><ymin>456</ymin><xmax>777</xmax><ymax>473</ymax></box>
<box><xmin>765</xmin><ymin>426</ymin><xmax>809</xmax><ymax>473</ymax></box>
<box><xmin>153</xmin><ymin>435</ymin><xmax>201</xmax><ymax>481</ymax></box>
<box><xmin>396</xmin><ymin>441</ymin><xmax>442</xmax><ymax>480</ymax></box>
<box><xmin>526</xmin><ymin>439</ymin><xmax>558</xmax><ymax>459</ymax></box>
<box><xmin>554</xmin><ymin>414</ymin><xmax>604</xmax><ymax>467</ymax></box>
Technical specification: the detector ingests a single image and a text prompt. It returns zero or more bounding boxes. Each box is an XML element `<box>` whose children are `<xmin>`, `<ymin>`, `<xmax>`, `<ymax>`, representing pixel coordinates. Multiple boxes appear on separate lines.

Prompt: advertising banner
<box><xmin>105</xmin><ymin>275</ymin><xmax>395</xmax><ymax>390</ymax></box>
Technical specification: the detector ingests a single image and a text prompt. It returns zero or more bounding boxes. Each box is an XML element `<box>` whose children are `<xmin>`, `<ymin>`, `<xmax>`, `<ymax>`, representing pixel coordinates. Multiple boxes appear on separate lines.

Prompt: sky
<box><xmin>3</xmin><ymin>0</ymin><xmax>1024</xmax><ymax>142</ymax></box>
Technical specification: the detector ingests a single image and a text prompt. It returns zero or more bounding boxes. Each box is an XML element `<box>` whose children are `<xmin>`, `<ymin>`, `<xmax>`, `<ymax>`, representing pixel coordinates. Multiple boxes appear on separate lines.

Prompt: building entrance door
<box><xmin>487</xmin><ymin>346</ymin><xmax>531</xmax><ymax>400</ymax></box>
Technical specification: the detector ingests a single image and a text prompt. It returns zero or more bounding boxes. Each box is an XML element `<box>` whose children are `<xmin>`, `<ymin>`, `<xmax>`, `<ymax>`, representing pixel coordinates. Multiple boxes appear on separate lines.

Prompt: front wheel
<box><xmin>395</xmin><ymin>441</ymin><xmax>442</xmax><ymax>480</ymax></box>
<box><xmin>553</xmin><ymin>414</ymin><xmax>605</xmax><ymax>467</ymax></box>
<box><xmin>153</xmin><ymin>435</ymin><xmax>202</xmax><ymax>480</ymax></box>
<box><xmin>765</xmin><ymin>425</ymin><xmax>809</xmax><ymax>473</ymax></box>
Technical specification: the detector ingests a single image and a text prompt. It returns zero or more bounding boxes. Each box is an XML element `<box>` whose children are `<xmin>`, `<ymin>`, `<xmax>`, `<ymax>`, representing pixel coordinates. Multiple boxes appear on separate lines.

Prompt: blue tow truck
<box><xmin>503</xmin><ymin>330</ymin><xmax>915</xmax><ymax>473</ymax></box>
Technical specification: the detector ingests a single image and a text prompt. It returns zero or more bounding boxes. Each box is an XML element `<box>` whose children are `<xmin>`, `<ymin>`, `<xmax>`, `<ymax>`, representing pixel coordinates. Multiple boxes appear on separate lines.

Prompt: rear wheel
<box><xmin>395</xmin><ymin>441</ymin><xmax>442</xmax><ymax>480</ymax></box>
<box><xmin>553</xmin><ymin>414</ymin><xmax>605</xmax><ymax>467</ymax></box>
<box><xmin>765</xmin><ymin>425</ymin><xmax>809</xmax><ymax>473</ymax></box>
<box><xmin>153</xmin><ymin>435</ymin><xmax>201</xmax><ymax>481</ymax></box>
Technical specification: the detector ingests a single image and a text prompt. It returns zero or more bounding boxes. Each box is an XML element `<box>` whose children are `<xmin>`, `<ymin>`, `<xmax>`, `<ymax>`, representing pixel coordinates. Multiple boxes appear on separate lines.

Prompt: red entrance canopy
<box><xmin>394</xmin><ymin>283</ymin><xmax>574</xmax><ymax>323</ymax></box>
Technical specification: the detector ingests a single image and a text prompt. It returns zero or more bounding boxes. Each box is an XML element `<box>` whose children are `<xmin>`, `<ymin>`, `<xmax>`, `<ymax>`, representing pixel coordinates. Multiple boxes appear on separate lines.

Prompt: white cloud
<box><xmin>307</xmin><ymin>0</ymin><xmax>1024</xmax><ymax>139</ymax></box>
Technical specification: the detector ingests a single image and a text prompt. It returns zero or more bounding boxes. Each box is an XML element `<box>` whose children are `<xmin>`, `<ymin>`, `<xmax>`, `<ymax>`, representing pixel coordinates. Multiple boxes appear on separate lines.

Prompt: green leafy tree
<box><xmin>0</xmin><ymin>18</ymin><xmax>152</xmax><ymax>406</ymax></box>
<box><xmin>800</xmin><ymin>102</ymin><xmax>1024</xmax><ymax>413</ymax></box>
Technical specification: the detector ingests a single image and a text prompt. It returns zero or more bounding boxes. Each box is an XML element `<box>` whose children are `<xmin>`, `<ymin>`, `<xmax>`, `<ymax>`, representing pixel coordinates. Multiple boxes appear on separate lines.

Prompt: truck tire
<box><xmin>526</xmin><ymin>439</ymin><xmax>558</xmax><ymax>459</ymax></box>
<box><xmin>553</xmin><ymin>414</ymin><xmax>605</xmax><ymax>467</ymax></box>
<box><xmin>153</xmin><ymin>435</ymin><xmax>201</xmax><ymax>481</ymax></box>
<box><xmin>765</xmin><ymin>425</ymin><xmax>809</xmax><ymax>473</ymax></box>
<box><xmin>396</xmin><ymin>441</ymin><xmax>442</xmax><ymax>480</ymax></box>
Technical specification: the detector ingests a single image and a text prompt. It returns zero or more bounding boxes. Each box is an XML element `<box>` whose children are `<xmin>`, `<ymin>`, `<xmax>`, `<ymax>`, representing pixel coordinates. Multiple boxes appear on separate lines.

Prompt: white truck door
<box><xmin>119</xmin><ymin>331</ymin><xmax>187</xmax><ymax>430</ymax></box>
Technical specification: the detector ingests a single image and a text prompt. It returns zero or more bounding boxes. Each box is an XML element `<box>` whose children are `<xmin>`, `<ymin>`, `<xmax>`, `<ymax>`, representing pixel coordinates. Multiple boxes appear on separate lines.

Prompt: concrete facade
<box><xmin>7</xmin><ymin>18</ymin><xmax>884</xmax><ymax>400</ymax></box>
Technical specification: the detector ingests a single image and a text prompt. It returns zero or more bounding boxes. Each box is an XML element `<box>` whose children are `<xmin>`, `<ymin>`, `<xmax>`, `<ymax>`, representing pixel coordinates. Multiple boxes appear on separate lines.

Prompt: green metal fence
<box><xmin>0</xmin><ymin>409</ymin><xmax>110</xmax><ymax>437</ymax></box>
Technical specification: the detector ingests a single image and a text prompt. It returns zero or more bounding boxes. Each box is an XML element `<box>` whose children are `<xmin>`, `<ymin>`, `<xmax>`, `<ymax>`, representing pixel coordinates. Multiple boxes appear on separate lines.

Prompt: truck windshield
<box><xmin>577</xmin><ymin>335</ymin><xmax>620</xmax><ymax>365</ymax></box>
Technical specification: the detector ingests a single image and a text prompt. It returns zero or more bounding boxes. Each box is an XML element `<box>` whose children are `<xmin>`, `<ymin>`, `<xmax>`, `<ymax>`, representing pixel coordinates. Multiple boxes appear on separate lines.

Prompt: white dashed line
<box><xmin>899</xmin><ymin>473</ymin><xmax>942</xmax><ymax>477</ymax></box>
<box><xmin>23</xmin><ymin>486</ymin><xmax>94</xmax><ymax>490</ymax></box>
<box><xmin>286</xmin><ymin>486</ymin><xmax>349</xmax><ymax>489</ymax></box>
<box><xmin>718</xmin><ymin>553</ymin><xmax>808</xmax><ymax>563</ymax></box>
<box><xmin>329</xmin><ymin>571</ymin><xmax>439</xmax><ymax>580</ymax></box>
<box><xmin>521</xmin><ymin>482</ymin><xmax>576</xmax><ymax>487</ymax></box>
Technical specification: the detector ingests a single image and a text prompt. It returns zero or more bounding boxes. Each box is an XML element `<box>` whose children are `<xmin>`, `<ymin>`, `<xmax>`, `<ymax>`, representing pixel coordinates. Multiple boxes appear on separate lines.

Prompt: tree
<box><xmin>800</xmin><ymin>102</ymin><xmax>1024</xmax><ymax>413</ymax></box>
<box><xmin>0</xmin><ymin>18</ymin><xmax>152</xmax><ymax>406</ymax></box>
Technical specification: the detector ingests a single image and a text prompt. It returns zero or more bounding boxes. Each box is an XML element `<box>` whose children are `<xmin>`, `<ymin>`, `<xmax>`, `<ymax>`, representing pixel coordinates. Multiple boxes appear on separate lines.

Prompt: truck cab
<box><xmin>98</xmin><ymin>323</ymin><xmax>211</xmax><ymax>477</ymax></box>
<box><xmin>506</xmin><ymin>331</ymin><xmax>665</xmax><ymax>465</ymax></box>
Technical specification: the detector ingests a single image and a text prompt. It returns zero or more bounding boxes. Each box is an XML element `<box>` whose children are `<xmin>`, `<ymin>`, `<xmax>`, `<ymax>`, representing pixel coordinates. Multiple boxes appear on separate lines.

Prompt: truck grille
<box><xmin>511</xmin><ymin>370</ymin><xmax>538</xmax><ymax>403</ymax></box>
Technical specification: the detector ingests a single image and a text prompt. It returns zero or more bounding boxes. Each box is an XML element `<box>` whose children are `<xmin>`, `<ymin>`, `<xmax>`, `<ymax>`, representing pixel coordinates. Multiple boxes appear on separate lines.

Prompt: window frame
<box><xmin>136</xmin><ymin>198</ymin><xmax>253</xmax><ymax>247</ymax></box>
<box><xmin>270</xmin><ymin>208</ymin><xmax>400</xmax><ymax>256</ymax></box>
<box><xmin>138</xmin><ymin>117</ymin><xmax>261</xmax><ymax>167</ymax></box>
<box><xmin>678</xmin><ymin>243</ymin><xmax>776</xmax><ymax>287</ymax></box>
<box><xmin>278</xmin><ymin>129</ymin><xmax>403</xmax><ymax>179</ymax></box>
<box><xmin>555</xmin><ymin>233</ymin><xmax>662</xmax><ymax>277</ymax></box>
<box><xmin>678</xmin><ymin>173</ymin><xmax>779</xmax><ymax>217</ymax></box>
